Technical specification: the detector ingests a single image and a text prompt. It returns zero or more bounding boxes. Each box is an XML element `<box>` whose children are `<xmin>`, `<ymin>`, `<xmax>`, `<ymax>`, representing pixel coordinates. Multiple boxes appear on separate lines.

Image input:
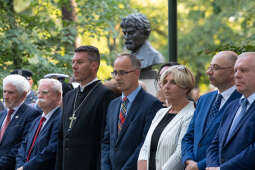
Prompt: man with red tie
<box><xmin>16</xmin><ymin>78</ymin><xmax>62</xmax><ymax>170</ymax></box>
<box><xmin>0</xmin><ymin>75</ymin><xmax>40</xmax><ymax>170</ymax></box>
<box><xmin>101</xmin><ymin>53</ymin><xmax>162</xmax><ymax>170</ymax></box>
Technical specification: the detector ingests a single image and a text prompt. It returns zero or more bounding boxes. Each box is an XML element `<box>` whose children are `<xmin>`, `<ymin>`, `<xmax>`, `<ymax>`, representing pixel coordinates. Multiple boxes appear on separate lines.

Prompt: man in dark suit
<box><xmin>206</xmin><ymin>52</ymin><xmax>255</xmax><ymax>170</ymax></box>
<box><xmin>11</xmin><ymin>69</ymin><xmax>37</xmax><ymax>104</ymax></box>
<box><xmin>181</xmin><ymin>51</ymin><xmax>241</xmax><ymax>170</ymax></box>
<box><xmin>55</xmin><ymin>46</ymin><xmax>115</xmax><ymax>170</ymax></box>
<box><xmin>16</xmin><ymin>78</ymin><xmax>62</xmax><ymax>170</ymax></box>
<box><xmin>101</xmin><ymin>53</ymin><xmax>162</xmax><ymax>170</ymax></box>
<box><xmin>0</xmin><ymin>75</ymin><xmax>40</xmax><ymax>170</ymax></box>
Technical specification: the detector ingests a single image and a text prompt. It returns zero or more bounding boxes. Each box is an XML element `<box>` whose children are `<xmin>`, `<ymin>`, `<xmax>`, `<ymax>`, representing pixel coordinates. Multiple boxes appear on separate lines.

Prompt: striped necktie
<box><xmin>118</xmin><ymin>96</ymin><xmax>128</xmax><ymax>134</ymax></box>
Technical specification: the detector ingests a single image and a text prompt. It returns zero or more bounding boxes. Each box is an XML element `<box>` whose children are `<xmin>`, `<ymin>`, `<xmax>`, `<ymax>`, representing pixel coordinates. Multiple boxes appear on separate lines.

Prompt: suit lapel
<box><xmin>26</xmin><ymin>118</ymin><xmax>40</xmax><ymax>152</ymax></box>
<box><xmin>0</xmin><ymin>110</ymin><xmax>7</xmax><ymax>127</ymax></box>
<box><xmin>224</xmin><ymin>101</ymin><xmax>255</xmax><ymax>146</ymax></box>
<box><xmin>116</xmin><ymin>89</ymin><xmax>144</xmax><ymax>145</ymax></box>
<box><xmin>113</xmin><ymin>99</ymin><xmax>121</xmax><ymax>143</ymax></box>
<box><xmin>39</xmin><ymin>108</ymin><xmax>60</xmax><ymax>138</ymax></box>
<box><xmin>197</xmin><ymin>92</ymin><xmax>217</xmax><ymax>143</ymax></box>
<box><xmin>201</xmin><ymin>90</ymin><xmax>240</xmax><ymax>141</ymax></box>
<box><xmin>221</xmin><ymin>102</ymin><xmax>239</xmax><ymax>147</ymax></box>
<box><xmin>27</xmin><ymin>107</ymin><xmax>60</xmax><ymax>153</ymax></box>
<box><xmin>1</xmin><ymin>104</ymin><xmax>26</xmax><ymax>142</ymax></box>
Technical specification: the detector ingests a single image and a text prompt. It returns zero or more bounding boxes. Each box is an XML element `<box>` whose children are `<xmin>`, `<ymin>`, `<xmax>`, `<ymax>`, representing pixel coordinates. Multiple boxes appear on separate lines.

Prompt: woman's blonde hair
<box><xmin>160</xmin><ymin>65</ymin><xmax>195</xmax><ymax>96</ymax></box>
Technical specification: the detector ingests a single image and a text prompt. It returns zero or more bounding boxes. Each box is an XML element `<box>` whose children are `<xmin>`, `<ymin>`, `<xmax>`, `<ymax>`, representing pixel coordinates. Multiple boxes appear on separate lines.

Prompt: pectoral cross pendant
<box><xmin>69</xmin><ymin>113</ymin><xmax>77</xmax><ymax>129</ymax></box>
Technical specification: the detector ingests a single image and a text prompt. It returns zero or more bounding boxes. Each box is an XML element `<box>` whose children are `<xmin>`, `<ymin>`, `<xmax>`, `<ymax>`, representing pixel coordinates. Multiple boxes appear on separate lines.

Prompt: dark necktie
<box><xmin>118</xmin><ymin>97</ymin><xmax>128</xmax><ymax>134</ymax></box>
<box><xmin>0</xmin><ymin>109</ymin><xmax>15</xmax><ymax>141</ymax></box>
<box><xmin>27</xmin><ymin>116</ymin><xmax>46</xmax><ymax>161</ymax></box>
<box><xmin>226</xmin><ymin>98</ymin><xmax>249</xmax><ymax>142</ymax></box>
<box><xmin>205</xmin><ymin>94</ymin><xmax>223</xmax><ymax>130</ymax></box>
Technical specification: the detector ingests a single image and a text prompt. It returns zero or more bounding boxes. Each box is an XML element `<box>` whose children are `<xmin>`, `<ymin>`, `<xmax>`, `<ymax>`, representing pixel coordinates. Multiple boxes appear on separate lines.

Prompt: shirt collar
<box><xmin>7</xmin><ymin>102</ymin><xmax>23</xmax><ymax>114</ymax></box>
<box><xmin>241</xmin><ymin>93</ymin><xmax>255</xmax><ymax>106</ymax></box>
<box><xmin>122</xmin><ymin>86</ymin><xmax>141</xmax><ymax>104</ymax></box>
<box><xmin>42</xmin><ymin>106</ymin><xmax>59</xmax><ymax>120</ymax></box>
<box><xmin>219</xmin><ymin>86</ymin><xmax>236</xmax><ymax>101</ymax></box>
<box><xmin>79</xmin><ymin>78</ymin><xmax>98</xmax><ymax>92</ymax></box>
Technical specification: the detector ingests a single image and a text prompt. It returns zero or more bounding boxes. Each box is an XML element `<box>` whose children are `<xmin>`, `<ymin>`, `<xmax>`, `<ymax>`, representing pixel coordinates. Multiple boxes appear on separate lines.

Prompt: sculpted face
<box><xmin>122</xmin><ymin>26</ymin><xmax>148</xmax><ymax>52</ymax></box>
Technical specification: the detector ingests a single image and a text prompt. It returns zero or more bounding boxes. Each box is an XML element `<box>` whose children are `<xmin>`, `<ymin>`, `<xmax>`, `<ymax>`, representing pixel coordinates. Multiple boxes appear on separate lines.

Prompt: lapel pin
<box><xmin>15</xmin><ymin>115</ymin><xmax>19</xmax><ymax>119</ymax></box>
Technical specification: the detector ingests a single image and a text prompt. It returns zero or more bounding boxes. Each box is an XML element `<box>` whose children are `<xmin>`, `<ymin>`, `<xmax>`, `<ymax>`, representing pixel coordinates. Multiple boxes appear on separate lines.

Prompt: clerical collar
<box><xmin>79</xmin><ymin>78</ymin><xmax>98</xmax><ymax>92</ymax></box>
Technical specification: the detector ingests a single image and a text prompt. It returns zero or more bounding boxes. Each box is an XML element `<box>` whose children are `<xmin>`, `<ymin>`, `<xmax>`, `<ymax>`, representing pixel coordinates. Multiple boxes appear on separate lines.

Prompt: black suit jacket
<box><xmin>56</xmin><ymin>81</ymin><xmax>115</xmax><ymax>170</ymax></box>
<box><xmin>0</xmin><ymin>103</ymin><xmax>40</xmax><ymax>170</ymax></box>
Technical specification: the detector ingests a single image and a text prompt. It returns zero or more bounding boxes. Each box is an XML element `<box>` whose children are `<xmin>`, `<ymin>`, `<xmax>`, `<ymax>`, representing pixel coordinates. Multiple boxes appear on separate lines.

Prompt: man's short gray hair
<box><xmin>38</xmin><ymin>78</ymin><xmax>63</xmax><ymax>96</ymax></box>
<box><xmin>3</xmin><ymin>74</ymin><xmax>30</xmax><ymax>94</ymax></box>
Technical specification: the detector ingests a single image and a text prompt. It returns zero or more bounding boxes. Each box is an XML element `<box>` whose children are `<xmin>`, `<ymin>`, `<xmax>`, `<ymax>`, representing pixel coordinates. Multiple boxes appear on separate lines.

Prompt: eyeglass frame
<box><xmin>111</xmin><ymin>70</ymin><xmax>136</xmax><ymax>77</ymax></box>
<box><xmin>36</xmin><ymin>90</ymin><xmax>49</xmax><ymax>96</ymax></box>
<box><xmin>207</xmin><ymin>64</ymin><xmax>233</xmax><ymax>72</ymax></box>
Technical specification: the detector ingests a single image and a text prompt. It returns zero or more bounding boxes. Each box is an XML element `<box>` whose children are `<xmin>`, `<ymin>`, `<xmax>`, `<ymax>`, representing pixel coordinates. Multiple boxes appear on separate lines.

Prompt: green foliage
<box><xmin>0</xmin><ymin>0</ymin><xmax>131</xmax><ymax>97</ymax></box>
<box><xmin>178</xmin><ymin>0</ymin><xmax>255</xmax><ymax>88</ymax></box>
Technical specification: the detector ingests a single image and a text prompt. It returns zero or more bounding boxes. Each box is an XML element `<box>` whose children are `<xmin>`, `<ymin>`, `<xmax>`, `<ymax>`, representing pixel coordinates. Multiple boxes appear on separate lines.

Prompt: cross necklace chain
<box><xmin>68</xmin><ymin>81</ymin><xmax>100</xmax><ymax>129</ymax></box>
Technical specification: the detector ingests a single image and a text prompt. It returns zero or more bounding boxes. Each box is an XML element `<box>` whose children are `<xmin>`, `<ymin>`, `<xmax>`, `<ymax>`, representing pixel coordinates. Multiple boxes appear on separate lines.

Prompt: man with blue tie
<box><xmin>16</xmin><ymin>78</ymin><xmax>62</xmax><ymax>170</ymax></box>
<box><xmin>0</xmin><ymin>75</ymin><xmax>40</xmax><ymax>170</ymax></box>
<box><xmin>206</xmin><ymin>52</ymin><xmax>255</xmax><ymax>170</ymax></box>
<box><xmin>101</xmin><ymin>53</ymin><xmax>162</xmax><ymax>170</ymax></box>
<box><xmin>181</xmin><ymin>51</ymin><xmax>241</xmax><ymax>170</ymax></box>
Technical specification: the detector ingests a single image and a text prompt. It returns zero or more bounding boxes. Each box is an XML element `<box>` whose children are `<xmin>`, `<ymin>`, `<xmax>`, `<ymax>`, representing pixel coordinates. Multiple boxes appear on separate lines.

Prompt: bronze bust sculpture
<box><xmin>121</xmin><ymin>13</ymin><xmax>164</xmax><ymax>73</ymax></box>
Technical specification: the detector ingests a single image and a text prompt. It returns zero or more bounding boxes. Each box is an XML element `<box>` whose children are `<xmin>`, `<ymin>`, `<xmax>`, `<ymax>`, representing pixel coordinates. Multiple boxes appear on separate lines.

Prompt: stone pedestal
<box><xmin>140</xmin><ymin>67</ymin><xmax>157</xmax><ymax>96</ymax></box>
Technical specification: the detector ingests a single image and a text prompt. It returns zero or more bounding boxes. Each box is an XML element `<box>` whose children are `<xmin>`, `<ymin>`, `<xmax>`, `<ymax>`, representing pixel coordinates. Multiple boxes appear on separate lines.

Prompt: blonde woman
<box><xmin>138</xmin><ymin>65</ymin><xmax>195</xmax><ymax>170</ymax></box>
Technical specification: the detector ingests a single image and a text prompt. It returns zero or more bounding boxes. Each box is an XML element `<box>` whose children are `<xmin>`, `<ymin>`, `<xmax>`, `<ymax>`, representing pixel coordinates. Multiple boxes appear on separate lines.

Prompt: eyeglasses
<box><xmin>111</xmin><ymin>70</ymin><xmax>136</xmax><ymax>77</ymax></box>
<box><xmin>207</xmin><ymin>64</ymin><xmax>233</xmax><ymax>71</ymax></box>
<box><xmin>36</xmin><ymin>90</ymin><xmax>49</xmax><ymax>96</ymax></box>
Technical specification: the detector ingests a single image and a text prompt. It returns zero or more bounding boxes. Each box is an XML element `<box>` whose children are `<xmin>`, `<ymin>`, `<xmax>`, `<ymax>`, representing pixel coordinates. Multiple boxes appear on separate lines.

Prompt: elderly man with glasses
<box><xmin>181</xmin><ymin>51</ymin><xmax>242</xmax><ymax>170</ymax></box>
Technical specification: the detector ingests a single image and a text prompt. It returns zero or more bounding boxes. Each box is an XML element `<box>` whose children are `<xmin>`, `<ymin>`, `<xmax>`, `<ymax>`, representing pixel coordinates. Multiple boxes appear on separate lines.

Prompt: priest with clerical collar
<box><xmin>55</xmin><ymin>45</ymin><xmax>115</xmax><ymax>170</ymax></box>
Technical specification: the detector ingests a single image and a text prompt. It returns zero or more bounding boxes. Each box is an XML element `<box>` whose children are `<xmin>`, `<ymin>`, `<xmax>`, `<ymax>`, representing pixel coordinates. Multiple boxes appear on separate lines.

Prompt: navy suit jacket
<box><xmin>181</xmin><ymin>90</ymin><xmax>241</xmax><ymax>170</ymax></box>
<box><xmin>16</xmin><ymin>107</ymin><xmax>61</xmax><ymax>170</ymax></box>
<box><xmin>101</xmin><ymin>88</ymin><xmax>162</xmax><ymax>170</ymax></box>
<box><xmin>207</xmin><ymin>98</ymin><xmax>255</xmax><ymax>170</ymax></box>
<box><xmin>0</xmin><ymin>103</ymin><xmax>40</xmax><ymax>170</ymax></box>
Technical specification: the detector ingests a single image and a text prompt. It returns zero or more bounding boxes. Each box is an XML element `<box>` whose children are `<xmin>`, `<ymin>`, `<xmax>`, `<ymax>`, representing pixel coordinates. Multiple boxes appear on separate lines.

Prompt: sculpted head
<box><xmin>121</xmin><ymin>13</ymin><xmax>151</xmax><ymax>52</ymax></box>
